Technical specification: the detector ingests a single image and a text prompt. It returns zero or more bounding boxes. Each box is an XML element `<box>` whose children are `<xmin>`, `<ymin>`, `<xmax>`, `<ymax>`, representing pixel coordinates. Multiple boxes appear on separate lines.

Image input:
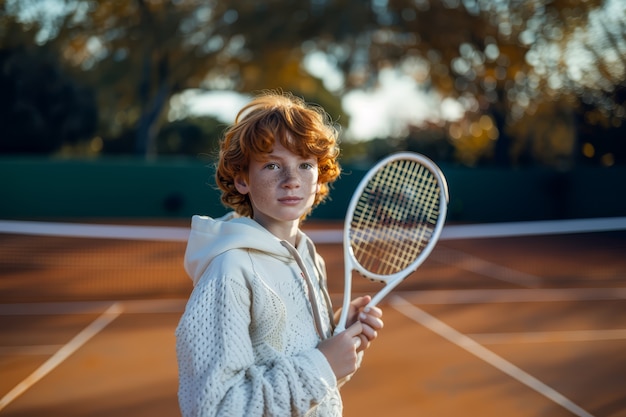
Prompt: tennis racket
<box><xmin>335</xmin><ymin>152</ymin><xmax>449</xmax><ymax>333</ymax></box>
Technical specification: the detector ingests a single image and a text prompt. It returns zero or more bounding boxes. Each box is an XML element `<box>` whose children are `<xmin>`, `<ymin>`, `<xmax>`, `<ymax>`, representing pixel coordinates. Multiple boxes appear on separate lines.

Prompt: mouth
<box><xmin>278</xmin><ymin>196</ymin><xmax>302</xmax><ymax>205</ymax></box>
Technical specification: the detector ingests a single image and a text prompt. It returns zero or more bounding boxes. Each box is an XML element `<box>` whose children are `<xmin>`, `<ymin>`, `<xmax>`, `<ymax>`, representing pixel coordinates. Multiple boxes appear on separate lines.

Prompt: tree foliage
<box><xmin>314</xmin><ymin>0</ymin><xmax>625</xmax><ymax>167</ymax></box>
<box><xmin>2</xmin><ymin>0</ymin><xmax>350</xmax><ymax>156</ymax></box>
<box><xmin>1</xmin><ymin>0</ymin><xmax>624</xmax><ymax>167</ymax></box>
<box><xmin>0</xmin><ymin>45</ymin><xmax>97</xmax><ymax>154</ymax></box>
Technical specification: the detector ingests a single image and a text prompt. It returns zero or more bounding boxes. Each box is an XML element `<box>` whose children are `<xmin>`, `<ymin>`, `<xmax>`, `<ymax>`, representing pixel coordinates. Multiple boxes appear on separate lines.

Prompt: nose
<box><xmin>281</xmin><ymin>167</ymin><xmax>300</xmax><ymax>188</ymax></box>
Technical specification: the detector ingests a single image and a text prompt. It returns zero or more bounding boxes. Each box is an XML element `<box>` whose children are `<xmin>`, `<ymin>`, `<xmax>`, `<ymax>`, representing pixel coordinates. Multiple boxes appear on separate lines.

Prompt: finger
<box><xmin>351</xmin><ymin>295</ymin><xmax>372</xmax><ymax>310</ymax></box>
<box><xmin>359</xmin><ymin>323</ymin><xmax>378</xmax><ymax>342</ymax></box>
<box><xmin>359</xmin><ymin>312</ymin><xmax>384</xmax><ymax>330</ymax></box>
<box><xmin>353</xmin><ymin>336</ymin><xmax>362</xmax><ymax>349</ymax></box>
<box><xmin>356</xmin><ymin>334</ymin><xmax>369</xmax><ymax>352</ymax></box>
<box><xmin>362</xmin><ymin>305</ymin><xmax>383</xmax><ymax>317</ymax></box>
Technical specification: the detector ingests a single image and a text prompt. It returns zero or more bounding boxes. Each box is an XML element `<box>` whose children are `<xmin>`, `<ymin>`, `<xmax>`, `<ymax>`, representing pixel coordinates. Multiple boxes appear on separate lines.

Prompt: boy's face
<box><xmin>234</xmin><ymin>140</ymin><xmax>320</xmax><ymax>232</ymax></box>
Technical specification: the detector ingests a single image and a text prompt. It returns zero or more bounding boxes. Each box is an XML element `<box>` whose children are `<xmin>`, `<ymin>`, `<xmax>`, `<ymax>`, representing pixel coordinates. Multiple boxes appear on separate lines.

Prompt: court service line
<box><xmin>0</xmin><ymin>345</ymin><xmax>64</xmax><ymax>356</ymax></box>
<box><xmin>0</xmin><ymin>303</ymin><xmax>123</xmax><ymax>412</ymax></box>
<box><xmin>0</xmin><ymin>299</ymin><xmax>187</xmax><ymax>315</ymax></box>
<box><xmin>468</xmin><ymin>328</ymin><xmax>626</xmax><ymax>344</ymax></box>
<box><xmin>395</xmin><ymin>287</ymin><xmax>626</xmax><ymax>304</ymax></box>
<box><xmin>389</xmin><ymin>295</ymin><xmax>595</xmax><ymax>417</ymax></box>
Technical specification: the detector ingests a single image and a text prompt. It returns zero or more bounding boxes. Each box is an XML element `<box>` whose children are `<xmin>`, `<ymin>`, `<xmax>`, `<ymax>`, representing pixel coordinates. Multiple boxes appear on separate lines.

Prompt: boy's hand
<box><xmin>334</xmin><ymin>295</ymin><xmax>384</xmax><ymax>352</ymax></box>
<box><xmin>318</xmin><ymin>322</ymin><xmax>364</xmax><ymax>379</ymax></box>
<box><xmin>352</xmin><ymin>296</ymin><xmax>384</xmax><ymax>351</ymax></box>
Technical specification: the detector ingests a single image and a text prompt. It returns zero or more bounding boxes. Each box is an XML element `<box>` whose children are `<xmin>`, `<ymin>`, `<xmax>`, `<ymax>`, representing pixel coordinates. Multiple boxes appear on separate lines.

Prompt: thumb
<box><xmin>351</xmin><ymin>295</ymin><xmax>372</xmax><ymax>310</ymax></box>
<box><xmin>345</xmin><ymin>321</ymin><xmax>365</xmax><ymax>350</ymax></box>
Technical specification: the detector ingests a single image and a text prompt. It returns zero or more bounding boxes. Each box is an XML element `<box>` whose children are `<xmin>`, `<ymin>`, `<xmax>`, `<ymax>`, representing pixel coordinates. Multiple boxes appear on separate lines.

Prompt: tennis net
<box><xmin>1</xmin><ymin>217</ymin><xmax>625</xmax><ymax>303</ymax></box>
<box><xmin>0</xmin><ymin>220</ymin><xmax>192</xmax><ymax>303</ymax></box>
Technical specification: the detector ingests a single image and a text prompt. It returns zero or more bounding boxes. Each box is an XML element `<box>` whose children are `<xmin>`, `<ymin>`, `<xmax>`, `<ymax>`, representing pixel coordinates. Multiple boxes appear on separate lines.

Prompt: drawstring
<box><xmin>305</xmin><ymin>239</ymin><xmax>336</xmax><ymax>334</ymax></box>
<box><xmin>280</xmin><ymin>241</ymin><xmax>332</xmax><ymax>340</ymax></box>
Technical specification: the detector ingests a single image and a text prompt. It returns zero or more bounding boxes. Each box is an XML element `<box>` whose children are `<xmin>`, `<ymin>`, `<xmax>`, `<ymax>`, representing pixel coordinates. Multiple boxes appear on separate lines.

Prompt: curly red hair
<box><xmin>216</xmin><ymin>91</ymin><xmax>341</xmax><ymax>218</ymax></box>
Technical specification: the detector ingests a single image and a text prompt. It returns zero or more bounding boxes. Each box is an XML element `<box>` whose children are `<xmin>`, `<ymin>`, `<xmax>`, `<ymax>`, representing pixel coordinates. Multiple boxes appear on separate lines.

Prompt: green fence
<box><xmin>1</xmin><ymin>157</ymin><xmax>625</xmax><ymax>222</ymax></box>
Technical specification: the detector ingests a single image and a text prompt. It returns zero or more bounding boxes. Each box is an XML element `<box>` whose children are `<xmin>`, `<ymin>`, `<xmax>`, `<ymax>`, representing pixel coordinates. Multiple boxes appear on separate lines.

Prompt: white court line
<box><xmin>0</xmin><ymin>345</ymin><xmax>63</xmax><ymax>355</ymax></box>
<box><xmin>394</xmin><ymin>287</ymin><xmax>626</xmax><ymax>304</ymax></box>
<box><xmin>0</xmin><ymin>301</ymin><xmax>118</xmax><ymax>315</ymax></box>
<box><xmin>389</xmin><ymin>295</ymin><xmax>595</xmax><ymax>417</ymax></box>
<box><xmin>431</xmin><ymin>247</ymin><xmax>544</xmax><ymax>288</ymax></box>
<box><xmin>0</xmin><ymin>303</ymin><xmax>123</xmax><ymax>412</ymax></box>
<box><xmin>469</xmin><ymin>329</ymin><xmax>626</xmax><ymax>344</ymax></box>
<box><xmin>0</xmin><ymin>299</ymin><xmax>186</xmax><ymax>315</ymax></box>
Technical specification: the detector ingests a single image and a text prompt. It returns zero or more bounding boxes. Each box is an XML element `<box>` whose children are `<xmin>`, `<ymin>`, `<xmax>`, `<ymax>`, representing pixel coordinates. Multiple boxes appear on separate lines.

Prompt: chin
<box><xmin>278</xmin><ymin>209</ymin><xmax>309</xmax><ymax>222</ymax></box>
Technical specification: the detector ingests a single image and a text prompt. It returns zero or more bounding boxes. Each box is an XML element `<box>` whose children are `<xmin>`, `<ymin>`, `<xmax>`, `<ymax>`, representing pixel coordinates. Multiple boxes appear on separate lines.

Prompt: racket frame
<box><xmin>335</xmin><ymin>152</ymin><xmax>449</xmax><ymax>332</ymax></box>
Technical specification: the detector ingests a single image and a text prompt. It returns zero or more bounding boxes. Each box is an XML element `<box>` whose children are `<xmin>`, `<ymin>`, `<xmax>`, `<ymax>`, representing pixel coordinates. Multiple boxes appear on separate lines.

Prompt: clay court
<box><xmin>1</xmin><ymin>218</ymin><xmax>625</xmax><ymax>416</ymax></box>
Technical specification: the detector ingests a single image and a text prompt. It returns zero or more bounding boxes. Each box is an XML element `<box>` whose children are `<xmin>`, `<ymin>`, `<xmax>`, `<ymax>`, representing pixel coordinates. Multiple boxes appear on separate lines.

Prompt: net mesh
<box><xmin>2</xmin><ymin>218</ymin><xmax>624</xmax><ymax>303</ymax></box>
<box><xmin>0</xmin><ymin>222</ymin><xmax>191</xmax><ymax>303</ymax></box>
<box><xmin>350</xmin><ymin>158</ymin><xmax>444</xmax><ymax>277</ymax></box>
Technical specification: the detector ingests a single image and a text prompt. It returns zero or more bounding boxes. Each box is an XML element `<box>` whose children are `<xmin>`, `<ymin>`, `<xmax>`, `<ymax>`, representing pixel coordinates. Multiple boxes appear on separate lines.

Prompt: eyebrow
<box><xmin>255</xmin><ymin>151</ymin><xmax>316</xmax><ymax>162</ymax></box>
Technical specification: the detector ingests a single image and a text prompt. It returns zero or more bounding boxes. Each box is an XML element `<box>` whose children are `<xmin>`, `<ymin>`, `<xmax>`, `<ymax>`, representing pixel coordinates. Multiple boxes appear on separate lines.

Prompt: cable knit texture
<box><xmin>176</xmin><ymin>214</ymin><xmax>341</xmax><ymax>417</ymax></box>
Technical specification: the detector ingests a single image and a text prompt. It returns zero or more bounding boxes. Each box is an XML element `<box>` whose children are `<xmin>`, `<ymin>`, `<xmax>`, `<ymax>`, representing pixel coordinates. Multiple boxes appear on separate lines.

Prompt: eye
<box><xmin>300</xmin><ymin>162</ymin><xmax>316</xmax><ymax>170</ymax></box>
<box><xmin>265</xmin><ymin>163</ymin><xmax>279</xmax><ymax>170</ymax></box>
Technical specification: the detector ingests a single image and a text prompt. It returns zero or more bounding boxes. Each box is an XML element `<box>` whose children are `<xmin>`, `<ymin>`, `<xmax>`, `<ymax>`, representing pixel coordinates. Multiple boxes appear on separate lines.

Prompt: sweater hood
<box><xmin>184</xmin><ymin>213</ymin><xmax>304</xmax><ymax>285</ymax></box>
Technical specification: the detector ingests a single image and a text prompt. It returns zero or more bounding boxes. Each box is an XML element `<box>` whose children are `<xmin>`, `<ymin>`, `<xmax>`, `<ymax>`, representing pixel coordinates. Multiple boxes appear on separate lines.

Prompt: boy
<box><xmin>176</xmin><ymin>91</ymin><xmax>383</xmax><ymax>416</ymax></box>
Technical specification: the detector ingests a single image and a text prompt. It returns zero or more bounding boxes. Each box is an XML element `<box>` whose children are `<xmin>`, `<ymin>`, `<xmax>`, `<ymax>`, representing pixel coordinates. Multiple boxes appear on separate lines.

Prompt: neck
<box><xmin>255</xmin><ymin>218</ymin><xmax>300</xmax><ymax>246</ymax></box>
<box><xmin>276</xmin><ymin>224</ymin><xmax>300</xmax><ymax>246</ymax></box>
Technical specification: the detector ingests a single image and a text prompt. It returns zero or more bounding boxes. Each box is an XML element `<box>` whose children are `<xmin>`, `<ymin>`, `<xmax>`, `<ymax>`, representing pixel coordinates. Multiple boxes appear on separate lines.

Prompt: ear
<box><xmin>234</xmin><ymin>175</ymin><xmax>249</xmax><ymax>195</ymax></box>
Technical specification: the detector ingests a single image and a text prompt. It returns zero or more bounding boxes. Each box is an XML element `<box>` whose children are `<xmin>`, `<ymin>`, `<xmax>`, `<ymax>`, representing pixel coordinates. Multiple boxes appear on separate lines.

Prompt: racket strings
<box><xmin>350</xmin><ymin>159</ymin><xmax>442</xmax><ymax>276</ymax></box>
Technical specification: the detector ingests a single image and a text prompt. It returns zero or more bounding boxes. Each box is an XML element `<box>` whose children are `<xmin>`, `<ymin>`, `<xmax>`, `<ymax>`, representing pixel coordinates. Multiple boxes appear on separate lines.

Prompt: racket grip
<box><xmin>334</xmin><ymin>301</ymin><xmax>350</xmax><ymax>334</ymax></box>
<box><xmin>335</xmin><ymin>263</ymin><xmax>354</xmax><ymax>334</ymax></box>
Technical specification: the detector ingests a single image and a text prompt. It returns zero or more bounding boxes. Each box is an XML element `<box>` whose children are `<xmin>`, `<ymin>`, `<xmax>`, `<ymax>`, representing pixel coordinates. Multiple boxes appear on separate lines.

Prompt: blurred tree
<box><xmin>576</xmin><ymin>83</ymin><xmax>626</xmax><ymax>166</ymax></box>
<box><xmin>314</xmin><ymin>0</ymin><xmax>625</xmax><ymax>167</ymax></box>
<box><xmin>1</xmin><ymin>0</ymin><xmax>352</xmax><ymax>157</ymax></box>
<box><xmin>155</xmin><ymin>115</ymin><xmax>225</xmax><ymax>157</ymax></box>
<box><xmin>0</xmin><ymin>45</ymin><xmax>97</xmax><ymax>154</ymax></box>
<box><xmin>2</xmin><ymin>0</ymin><xmax>624</xmax><ymax>167</ymax></box>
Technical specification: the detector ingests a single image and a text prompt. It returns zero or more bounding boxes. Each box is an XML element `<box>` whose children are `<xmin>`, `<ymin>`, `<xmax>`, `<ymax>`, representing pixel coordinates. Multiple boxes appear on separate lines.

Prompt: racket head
<box><xmin>343</xmin><ymin>152</ymin><xmax>448</xmax><ymax>284</ymax></box>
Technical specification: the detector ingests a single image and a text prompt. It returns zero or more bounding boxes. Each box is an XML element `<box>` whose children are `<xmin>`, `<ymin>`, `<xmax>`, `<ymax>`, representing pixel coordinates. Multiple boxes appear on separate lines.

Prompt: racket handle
<box><xmin>334</xmin><ymin>262</ymin><xmax>354</xmax><ymax>334</ymax></box>
<box><xmin>334</xmin><ymin>296</ymin><xmax>351</xmax><ymax>334</ymax></box>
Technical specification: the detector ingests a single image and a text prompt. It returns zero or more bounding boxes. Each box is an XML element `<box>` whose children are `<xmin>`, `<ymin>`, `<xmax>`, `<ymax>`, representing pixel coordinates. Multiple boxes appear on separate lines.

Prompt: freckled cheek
<box><xmin>306</xmin><ymin>173</ymin><xmax>320</xmax><ymax>196</ymax></box>
<box><xmin>299</xmin><ymin>169</ymin><xmax>316</xmax><ymax>180</ymax></box>
<box><xmin>246</xmin><ymin>176</ymin><xmax>276</xmax><ymax>203</ymax></box>
<box><xmin>261</xmin><ymin>176</ymin><xmax>281</xmax><ymax>187</ymax></box>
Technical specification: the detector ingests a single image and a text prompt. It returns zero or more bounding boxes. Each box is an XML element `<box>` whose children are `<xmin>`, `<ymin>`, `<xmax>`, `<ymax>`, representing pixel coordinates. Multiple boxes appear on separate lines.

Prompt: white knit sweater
<box><xmin>176</xmin><ymin>214</ymin><xmax>342</xmax><ymax>417</ymax></box>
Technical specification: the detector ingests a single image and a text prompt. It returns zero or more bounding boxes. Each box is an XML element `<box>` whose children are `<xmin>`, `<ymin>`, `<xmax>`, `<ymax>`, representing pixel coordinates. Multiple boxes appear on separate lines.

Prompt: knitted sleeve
<box><xmin>175</xmin><ymin>255</ymin><xmax>337</xmax><ymax>417</ymax></box>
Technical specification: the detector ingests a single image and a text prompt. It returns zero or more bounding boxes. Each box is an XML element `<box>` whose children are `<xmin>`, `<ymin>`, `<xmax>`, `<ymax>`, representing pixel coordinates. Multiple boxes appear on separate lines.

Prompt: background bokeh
<box><xmin>1</xmin><ymin>0</ymin><xmax>625</xmax><ymax>168</ymax></box>
<box><xmin>2</xmin><ymin>0</ymin><xmax>626</xmax><ymax>222</ymax></box>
